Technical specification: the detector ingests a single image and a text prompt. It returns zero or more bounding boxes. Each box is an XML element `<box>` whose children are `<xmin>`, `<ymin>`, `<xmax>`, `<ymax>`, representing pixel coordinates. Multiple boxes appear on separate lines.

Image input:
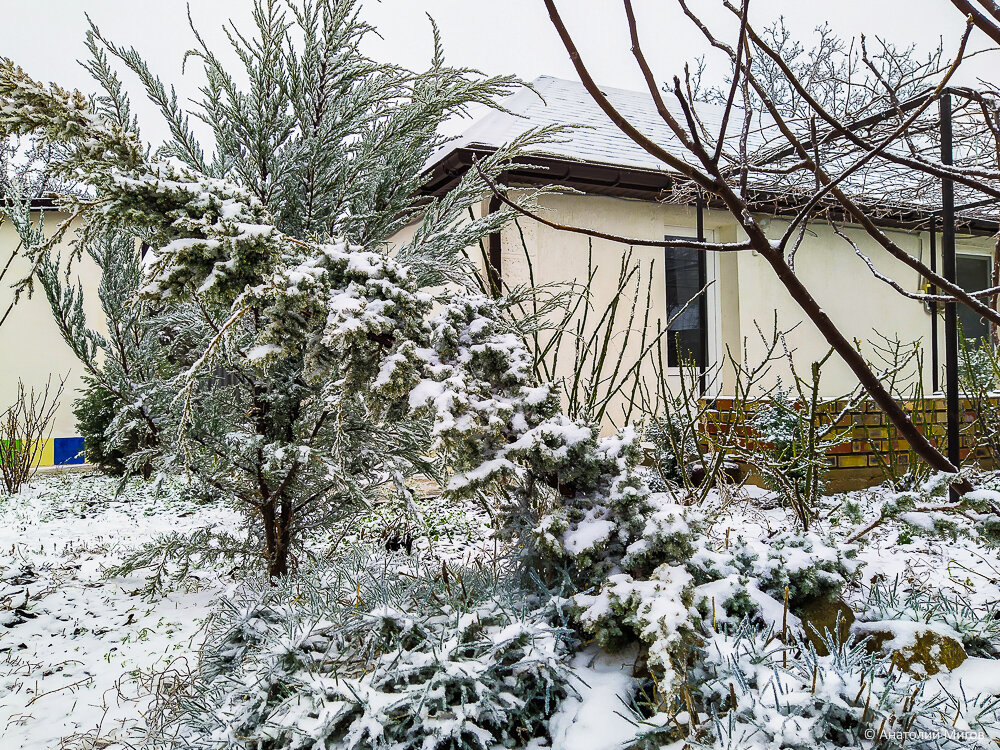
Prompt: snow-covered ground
<box><xmin>0</xmin><ymin>474</ymin><xmax>241</xmax><ymax>748</ymax></box>
<box><xmin>6</xmin><ymin>470</ymin><xmax>1000</xmax><ymax>748</ymax></box>
<box><xmin>0</xmin><ymin>472</ymin><xmax>493</xmax><ymax>749</ymax></box>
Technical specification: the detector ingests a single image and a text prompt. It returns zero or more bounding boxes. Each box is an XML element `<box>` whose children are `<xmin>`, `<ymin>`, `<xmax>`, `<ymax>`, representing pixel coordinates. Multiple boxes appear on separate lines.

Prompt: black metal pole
<box><xmin>940</xmin><ymin>93</ymin><xmax>962</xmax><ymax>488</ymax></box>
<box><xmin>929</xmin><ymin>221</ymin><xmax>939</xmax><ymax>393</ymax></box>
<box><xmin>487</xmin><ymin>194</ymin><xmax>503</xmax><ymax>297</ymax></box>
<box><xmin>696</xmin><ymin>189</ymin><xmax>708</xmax><ymax>393</ymax></box>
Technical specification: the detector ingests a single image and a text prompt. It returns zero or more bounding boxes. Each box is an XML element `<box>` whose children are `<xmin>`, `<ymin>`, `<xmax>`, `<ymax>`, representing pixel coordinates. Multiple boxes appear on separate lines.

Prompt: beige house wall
<box><xmin>733</xmin><ymin>218</ymin><xmax>995</xmax><ymax>397</ymax></box>
<box><xmin>492</xmin><ymin>191</ymin><xmax>997</xmax><ymax>417</ymax></box>
<box><xmin>0</xmin><ymin>212</ymin><xmax>100</xmax><ymax>440</ymax></box>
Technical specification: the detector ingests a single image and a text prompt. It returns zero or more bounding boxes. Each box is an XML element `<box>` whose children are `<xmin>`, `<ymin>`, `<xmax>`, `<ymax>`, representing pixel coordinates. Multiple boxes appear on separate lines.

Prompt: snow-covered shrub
<box><xmin>686</xmin><ymin>526</ymin><xmax>855</xmax><ymax>631</ymax></box>
<box><xmin>545</xmin><ymin>497</ymin><xmax>847</xmax><ymax>701</ymax></box>
<box><xmin>163</xmin><ymin>554</ymin><xmax>576</xmax><ymax>749</ymax></box>
<box><xmin>535</xmin><ymin>483</ymin><xmax>852</xmax><ymax>703</ymax></box>
<box><xmin>746</xmin><ymin>531</ymin><xmax>854</xmax><ymax>608</ymax></box>
<box><xmin>399</xmin><ymin>287</ymin><xmax>768</xmax><ymax>706</ymax></box>
<box><xmin>375</xmin><ymin>293</ymin><xmax>686</xmax><ymax>718</ymax></box>
<box><xmin>863</xmin><ymin>577</ymin><xmax>1000</xmax><ymax>658</ymax></box>
<box><xmin>851</xmin><ymin>472</ymin><xmax>1000</xmax><ymax>546</ymax></box>
<box><xmin>574</xmin><ymin>563</ymin><xmax>695</xmax><ymax>695</ymax></box>
<box><xmin>632</xmin><ymin>617</ymin><xmax>1000</xmax><ymax>749</ymax></box>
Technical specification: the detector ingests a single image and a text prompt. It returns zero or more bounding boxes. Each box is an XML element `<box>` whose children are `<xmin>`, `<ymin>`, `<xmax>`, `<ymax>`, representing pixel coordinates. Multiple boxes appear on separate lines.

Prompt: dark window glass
<box><xmin>665</xmin><ymin>240</ymin><xmax>706</xmax><ymax>367</ymax></box>
<box><xmin>957</xmin><ymin>254</ymin><xmax>991</xmax><ymax>344</ymax></box>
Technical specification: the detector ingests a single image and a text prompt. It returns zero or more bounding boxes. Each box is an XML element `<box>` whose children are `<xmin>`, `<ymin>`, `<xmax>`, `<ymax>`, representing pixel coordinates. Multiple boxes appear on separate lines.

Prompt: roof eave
<box><xmin>0</xmin><ymin>196</ymin><xmax>63</xmax><ymax>212</ymax></box>
<box><xmin>421</xmin><ymin>144</ymin><xmax>677</xmax><ymax>201</ymax></box>
<box><xmin>420</xmin><ymin>146</ymin><xmax>1000</xmax><ymax>236</ymax></box>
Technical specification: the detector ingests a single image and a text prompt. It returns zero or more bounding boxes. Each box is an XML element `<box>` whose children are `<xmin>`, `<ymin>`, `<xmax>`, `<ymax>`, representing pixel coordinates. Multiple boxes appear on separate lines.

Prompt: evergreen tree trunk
<box><xmin>262</xmin><ymin>498</ymin><xmax>291</xmax><ymax>578</ymax></box>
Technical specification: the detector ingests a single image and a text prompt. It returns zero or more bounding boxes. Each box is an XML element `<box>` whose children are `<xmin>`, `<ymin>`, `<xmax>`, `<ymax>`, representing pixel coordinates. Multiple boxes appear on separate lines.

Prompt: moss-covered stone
<box><xmin>852</xmin><ymin>620</ymin><xmax>967</xmax><ymax>676</ymax></box>
<box><xmin>796</xmin><ymin>595</ymin><xmax>855</xmax><ymax>656</ymax></box>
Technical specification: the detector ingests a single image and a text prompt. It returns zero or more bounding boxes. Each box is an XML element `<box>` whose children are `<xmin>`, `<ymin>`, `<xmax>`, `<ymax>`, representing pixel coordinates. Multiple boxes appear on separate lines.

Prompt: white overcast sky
<box><xmin>1</xmin><ymin>0</ymin><xmax>996</xmax><ymax>145</ymax></box>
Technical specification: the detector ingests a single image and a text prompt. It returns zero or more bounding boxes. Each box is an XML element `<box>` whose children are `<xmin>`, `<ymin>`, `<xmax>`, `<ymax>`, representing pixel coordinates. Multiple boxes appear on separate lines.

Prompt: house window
<box><xmin>665</xmin><ymin>239</ymin><xmax>706</xmax><ymax>367</ymax></box>
<box><xmin>956</xmin><ymin>254</ymin><xmax>992</xmax><ymax>344</ymax></box>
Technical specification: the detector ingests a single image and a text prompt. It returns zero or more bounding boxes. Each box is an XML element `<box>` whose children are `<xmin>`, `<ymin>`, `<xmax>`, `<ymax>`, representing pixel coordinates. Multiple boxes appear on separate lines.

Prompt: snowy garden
<box><xmin>6</xmin><ymin>0</ymin><xmax>1000</xmax><ymax>748</ymax></box>
<box><xmin>8</xmin><ymin>469</ymin><xmax>1000</xmax><ymax>748</ymax></box>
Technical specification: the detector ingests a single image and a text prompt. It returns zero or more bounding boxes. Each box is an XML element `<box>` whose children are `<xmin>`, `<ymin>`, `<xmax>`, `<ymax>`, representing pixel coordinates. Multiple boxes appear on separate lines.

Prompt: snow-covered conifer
<box><xmin>0</xmin><ymin>1</ymin><xmax>523</xmax><ymax>576</ymax></box>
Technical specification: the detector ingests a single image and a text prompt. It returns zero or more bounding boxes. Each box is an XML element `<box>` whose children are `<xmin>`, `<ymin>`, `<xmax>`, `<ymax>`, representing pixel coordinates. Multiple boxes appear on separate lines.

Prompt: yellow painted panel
<box><xmin>31</xmin><ymin>438</ymin><xmax>54</xmax><ymax>467</ymax></box>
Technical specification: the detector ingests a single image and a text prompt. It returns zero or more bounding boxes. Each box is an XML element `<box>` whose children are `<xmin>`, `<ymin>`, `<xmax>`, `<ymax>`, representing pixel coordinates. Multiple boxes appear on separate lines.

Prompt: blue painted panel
<box><xmin>53</xmin><ymin>437</ymin><xmax>85</xmax><ymax>465</ymax></box>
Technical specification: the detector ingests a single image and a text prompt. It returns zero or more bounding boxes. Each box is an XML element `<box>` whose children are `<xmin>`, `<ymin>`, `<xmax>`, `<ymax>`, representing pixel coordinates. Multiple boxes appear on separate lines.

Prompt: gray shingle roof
<box><xmin>439</xmin><ymin>76</ymin><xmax>999</xmax><ymax>226</ymax></box>
<box><xmin>450</xmin><ymin>75</ymin><xmax>771</xmax><ymax>174</ymax></box>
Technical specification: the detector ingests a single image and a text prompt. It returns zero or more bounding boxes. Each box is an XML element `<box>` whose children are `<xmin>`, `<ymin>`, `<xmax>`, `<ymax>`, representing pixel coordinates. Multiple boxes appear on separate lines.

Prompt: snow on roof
<box><xmin>438</xmin><ymin>76</ymin><xmax>999</xmax><ymax>225</ymax></box>
<box><xmin>446</xmin><ymin>75</ymin><xmax>773</xmax><ymax>174</ymax></box>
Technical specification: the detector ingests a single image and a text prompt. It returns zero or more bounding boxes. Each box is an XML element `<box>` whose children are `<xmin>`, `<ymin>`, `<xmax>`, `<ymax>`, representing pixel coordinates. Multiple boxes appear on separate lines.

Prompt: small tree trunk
<box><xmin>268</xmin><ymin>543</ymin><xmax>289</xmax><ymax>578</ymax></box>
<box><xmin>262</xmin><ymin>495</ymin><xmax>292</xmax><ymax>577</ymax></box>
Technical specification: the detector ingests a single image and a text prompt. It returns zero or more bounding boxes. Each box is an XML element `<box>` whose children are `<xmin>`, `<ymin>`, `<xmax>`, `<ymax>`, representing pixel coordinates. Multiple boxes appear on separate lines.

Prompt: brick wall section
<box><xmin>702</xmin><ymin>397</ymin><xmax>998</xmax><ymax>492</ymax></box>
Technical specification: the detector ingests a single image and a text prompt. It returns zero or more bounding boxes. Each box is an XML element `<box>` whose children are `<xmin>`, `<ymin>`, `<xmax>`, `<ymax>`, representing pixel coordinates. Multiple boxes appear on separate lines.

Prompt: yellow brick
<box><xmin>838</xmin><ymin>455</ymin><xmax>869</xmax><ymax>468</ymax></box>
